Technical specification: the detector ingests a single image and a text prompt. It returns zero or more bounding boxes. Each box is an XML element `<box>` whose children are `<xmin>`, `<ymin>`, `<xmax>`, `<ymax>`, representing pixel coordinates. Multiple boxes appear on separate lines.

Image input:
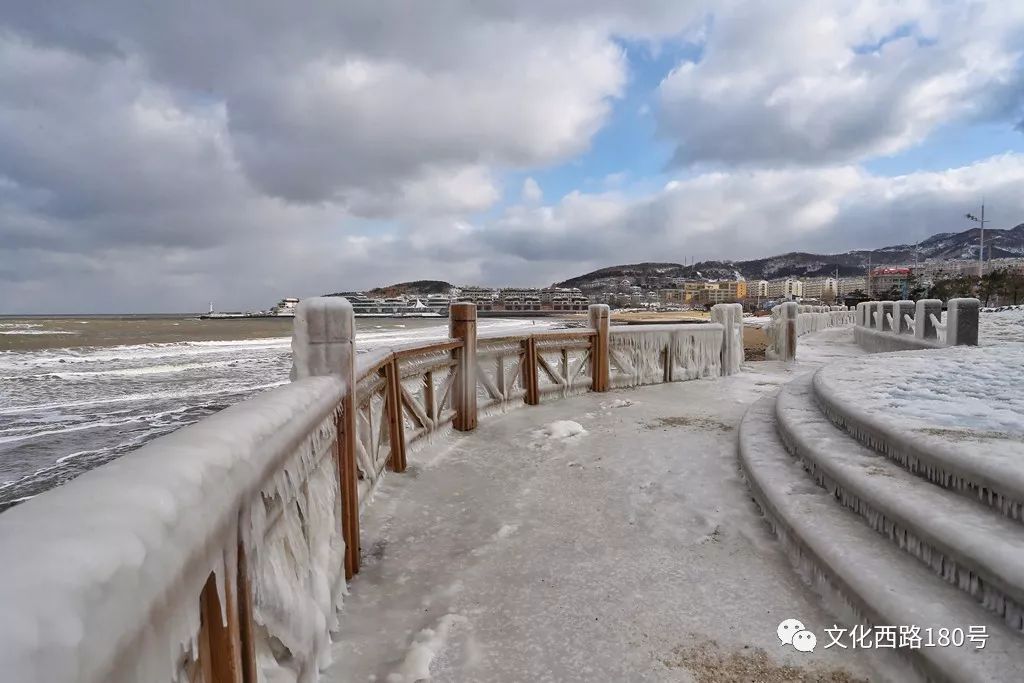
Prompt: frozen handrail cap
<box><xmin>296</xmin><ymin>296</ymin><xmax>355</xmax><ymax>343</ymax></box>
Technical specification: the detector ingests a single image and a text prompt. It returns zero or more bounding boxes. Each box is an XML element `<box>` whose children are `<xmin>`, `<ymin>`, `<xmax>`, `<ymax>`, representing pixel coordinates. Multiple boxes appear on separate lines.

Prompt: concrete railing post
<box><xmin>893</xmin><ymin>300</ymin><xmax>914</xmax><ymax>335</ymax></box>
<box><xmin>873</xmin><ymin>301</ymin><xmax>885</xmax><ymax>331</ymax></box>
<box><xmin>450</xmin><ymin>303</ymin><xmax>478</xmax><ymax>431</ymax></box>
<box><xmin>879</xmin><ymin>301</ymin><xmax>895</xmax><ymax>332</ymax></box>
<box><xmin>946</xmin><ymin>298</ymin><xmax>980</xmax><ymax>346</ymax></box>
<box><xmin>290</xmin><ymin>296</ymin><xmax>360</xmax><ymax>577</ymax></box>
<box><xmin>711</xmin><ymin>302</ymin><xmax>744</xmax><ymax>376</ymax></box>
<box><xmin>915</xmin><ymin>299</ymin><xmax>942</xmax><ymax>341</ymax></box>
<box><xmin>588</xmin><ymin>304</ymin><xmax>610</xmax><ymax>391</ymax></box>
<box><xmin>781</xmin><ymin>301</ymin><xmax>798</xmax><ymax>361</ymax></box>
<box><xmin>855</xmin><ymin>302</ymin><xmax>866</xmax><ymax>327</ymax></box>
<box><xmin>291</xmin><ymin>296</ymin><xmax>355</xmax><ymax>380</ymax></box>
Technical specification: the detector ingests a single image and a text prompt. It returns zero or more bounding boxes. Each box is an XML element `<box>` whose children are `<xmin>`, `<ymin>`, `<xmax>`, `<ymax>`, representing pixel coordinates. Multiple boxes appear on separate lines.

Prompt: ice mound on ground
<box><xmin>387</xmin><ymin>613</ymin><xmax>469</xmax><ymax>682</ymax></box>
<box><xmin>541</xmin><ymin>420</ymin><xmax>587</xmax><ymax>439</ymax></box>
<box><xmin>602</xmin><ymin>398</ymin><xmax>633</xmax><ymax>409</ymax></box>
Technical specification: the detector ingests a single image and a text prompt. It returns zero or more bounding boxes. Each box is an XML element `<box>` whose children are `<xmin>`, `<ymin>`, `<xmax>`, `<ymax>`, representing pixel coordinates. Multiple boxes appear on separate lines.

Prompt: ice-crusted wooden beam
<box><xmin>450</xmin><ymin>303</ymin><xmax>478</xmax><ymax>431</ymax></box>
<box><xmin>589</xmin><ymin>304</ymin><xmax>610</xmax><ymax>392</ymax></box>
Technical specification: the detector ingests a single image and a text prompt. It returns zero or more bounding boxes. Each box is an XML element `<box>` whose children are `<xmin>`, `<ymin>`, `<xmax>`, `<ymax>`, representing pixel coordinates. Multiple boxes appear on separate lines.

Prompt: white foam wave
<box><xmin>0</xmin><ymin>330</ymin><xmax>80</xmax><ymax>335</ymax></box>
<box><xmin>0</xmin><ymin>380</ymin><xmax>288</xmax><ymax>416</ymax></box>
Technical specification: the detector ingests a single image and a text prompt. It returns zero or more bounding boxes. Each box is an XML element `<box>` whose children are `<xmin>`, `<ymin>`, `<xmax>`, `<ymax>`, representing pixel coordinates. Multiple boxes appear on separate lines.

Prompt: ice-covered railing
<box><xmin>765</xmin><ymin>303</ymin><xmax>855</xmax><ymax>361</ymax></box>
<box><xmin>0</xmin><ymin>371</ymin><xmax>348</xmax><ymax>683</ymax></box>
<box><xmin>853</xmin><ymin>298</ymin><xmax>980</xmax><ymax>352</ymax></box>
<box><xmin>608</xmin><ymin>323</ymin><xmax>723</xmax><ymax>387</ymax></box>
<box><xmin>0</xmin><ymin>298</ymin><xmax>747</xmax><ymax>683</ymax></box>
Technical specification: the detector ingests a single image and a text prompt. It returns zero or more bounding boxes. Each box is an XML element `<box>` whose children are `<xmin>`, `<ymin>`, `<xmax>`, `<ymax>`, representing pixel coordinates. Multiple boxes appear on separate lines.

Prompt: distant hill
<box><xmin>366</xmin><ymin>280</ymin><xmax>452</xmax><ymax>297</ymax></box>
<box><xmin>556</xmin><ymin>223</ymin><xmax>1024</xmax><ymax>289</ymax></box>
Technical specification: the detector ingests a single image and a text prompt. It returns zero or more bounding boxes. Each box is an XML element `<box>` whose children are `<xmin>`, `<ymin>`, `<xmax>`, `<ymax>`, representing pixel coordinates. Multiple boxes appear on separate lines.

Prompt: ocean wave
<box><xmin>0</xmin><ymin>330</ymin><xmax>80</xmax><ymax>335</ymax></box>
<box><xmin>0</xmin><ymin>380</ymin><xmax>288</xmax><ymax>416</ymax></box>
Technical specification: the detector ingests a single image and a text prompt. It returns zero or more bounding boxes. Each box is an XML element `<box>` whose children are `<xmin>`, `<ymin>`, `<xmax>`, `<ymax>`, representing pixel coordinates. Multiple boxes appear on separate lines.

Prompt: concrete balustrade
<box><xmin>766</xmin><ymin>302</ymin><xmax>854</xmax><ymax>361</ymax></box>
<box><xmin>853</xmin><ymin>297</ymin><xmax>980</xmax><ymax>352</ymax></box>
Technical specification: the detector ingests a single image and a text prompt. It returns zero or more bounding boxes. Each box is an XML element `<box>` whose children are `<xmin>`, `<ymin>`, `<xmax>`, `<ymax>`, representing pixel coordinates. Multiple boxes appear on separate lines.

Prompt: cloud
<box><xmin>473</xmin><ymin>153</ymin><xmax>1024</xmax><ymax>285</ymax></box>
<box><xmin>658</xmin><ymin>1</ymin><xmax>1024</xmax><ymax>166</ymax></box>
<box><xmin>0</xmin><ymin>1</ymin><xmax>1022</xmax><ymax>313</ymax></box>
<box><xmin>521</xmin><ymin>177</ymin><xmax>543</xmax><ymax>204</ymax></box>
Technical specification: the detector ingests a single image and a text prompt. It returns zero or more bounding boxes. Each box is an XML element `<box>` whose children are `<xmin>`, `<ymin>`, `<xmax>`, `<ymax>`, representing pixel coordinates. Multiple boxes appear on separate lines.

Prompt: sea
<box><xmin>0</xmin><ymin>314</ymin><xmax>563</xmax><ymax>511</ymax></box>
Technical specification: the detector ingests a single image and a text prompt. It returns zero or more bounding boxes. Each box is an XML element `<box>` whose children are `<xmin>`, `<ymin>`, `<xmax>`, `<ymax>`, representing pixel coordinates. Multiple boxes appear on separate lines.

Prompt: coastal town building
<box><xmin>869</xmin><ymin>267</ymin><xmax>912</xmax><ymax>298</ymax></box>
<box><xmin>658</xmin><ymin>280</ymin><xmax>747</xmax><ymax>306</ymax></box>
<box><xmin>766</xmin><ymin>277</ymin><xmax>804</xmax><ymax>300</ymax></box>
<box><xmin>802</xmin><ymin>277</ymin><xmax>838</xmax><ymax>302</ymax></box>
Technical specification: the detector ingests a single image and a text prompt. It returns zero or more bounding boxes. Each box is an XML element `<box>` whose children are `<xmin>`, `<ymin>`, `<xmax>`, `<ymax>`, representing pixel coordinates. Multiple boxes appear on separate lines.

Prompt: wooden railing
<box><xmin>0</xmin><ymin>298</ymin><xmax>743</xmax><ymax>683</ymax></box>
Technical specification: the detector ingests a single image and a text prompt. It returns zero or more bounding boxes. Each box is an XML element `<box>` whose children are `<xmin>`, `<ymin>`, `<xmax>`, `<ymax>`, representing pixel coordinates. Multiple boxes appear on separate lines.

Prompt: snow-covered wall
<box><xmin>0</xmin><ymin>375</ymin><xmax>347</xmax><ymax>683</ymax></box>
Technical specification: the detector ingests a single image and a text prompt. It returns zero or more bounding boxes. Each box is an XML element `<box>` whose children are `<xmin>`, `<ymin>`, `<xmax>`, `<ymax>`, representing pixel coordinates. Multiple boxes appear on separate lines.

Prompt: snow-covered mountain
<box><xmin>557</xmin><ymin>223</ymin><xmax>1024</xmax><ymax>288</ymax></box>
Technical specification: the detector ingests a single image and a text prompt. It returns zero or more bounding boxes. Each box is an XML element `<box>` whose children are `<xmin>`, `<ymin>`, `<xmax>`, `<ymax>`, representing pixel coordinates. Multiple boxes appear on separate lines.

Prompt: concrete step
<box><xmin>738</xmin><ymin>396</ymin><xmax>1024</xmax><ymax>683</ymax></box>
<box><xmin>776</xmin><ymin>373</ymin><xmax>1024</xmax><ymax>631</ymax></box>
<box><xmin>812</xmin><ymin>365</ymin><xmax>1024</xmax><ymax>523</ymax></box>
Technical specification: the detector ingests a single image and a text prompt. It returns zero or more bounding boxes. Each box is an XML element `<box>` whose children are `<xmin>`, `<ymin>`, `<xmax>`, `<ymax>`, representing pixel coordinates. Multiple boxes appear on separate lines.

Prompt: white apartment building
<box><xmin>766</xmin><ymin>278</ymin><xmax>804</xmax><ymax>300</ymax></box>
<box><xmin>802</xmin><ymin>277</ymin><xmax>838</xmax><ymax>301</ymax></box>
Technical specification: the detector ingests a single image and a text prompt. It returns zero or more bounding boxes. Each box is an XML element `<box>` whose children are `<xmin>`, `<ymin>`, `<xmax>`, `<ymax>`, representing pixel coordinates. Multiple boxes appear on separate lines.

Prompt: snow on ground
<box><xmin>817</xmin><ymin>343</ymin><xmax>1024</xmax><ymax>461</ymax></box>
<box><xmin>323</xmin><ymin>333</ymin><xmax>897</xmax><ymax>682</ymax></box>
<box><xmin>980</xmin><ymin>307</ymin><xmax>1024</xmax><ymax>346</ymax></box>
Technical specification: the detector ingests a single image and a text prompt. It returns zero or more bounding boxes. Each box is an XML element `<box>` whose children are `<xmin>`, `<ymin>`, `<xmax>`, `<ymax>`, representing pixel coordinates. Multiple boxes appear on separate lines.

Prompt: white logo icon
<box><xmin>777</xmin><ymin>618</ymin><xmax>816</xmax><ymax>653</ymax></box>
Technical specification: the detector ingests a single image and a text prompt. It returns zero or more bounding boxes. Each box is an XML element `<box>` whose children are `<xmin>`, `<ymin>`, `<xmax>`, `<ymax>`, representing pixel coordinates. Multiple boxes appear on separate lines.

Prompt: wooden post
<box><xmin>450</xmin><ymin>303</ymin><xmax>478</xmax><ymax>431</ymax></box>
<box><xmin>236</xmin><ymin>543</ymin><xmax>257</xmax><ymax>683</ymax></box>
<box><xmin>588</xmin><ymin>304</ymin><xmax>610</xmax><ymax>392</ymax></box>
<box><xmin>198</xmin><ymin>571</ymin><xmax>243</xmax><ymax>683</ymax></box>
<box><xmin>522</xmin><ymin>337</ymin><xmax>540</xmax><ymax>405</ymax></box>
<box><xmin>423</xmin><ymin>370</ymin><xmax>435</xmax><ymax>421</ymax></box>
<box><xmin>384</xmin><ymin>359</ymin><xmax>407</xmax><ymax>472</ymax></box>
<box><xmin>780</xmin><ymin>301</ymin><xmax>798</xmax><ymax>361</ymax></box>
<box><xmin>291</xmin><ymin>296</ymin><xmax>360</xmax><ymax>578</ymax></box>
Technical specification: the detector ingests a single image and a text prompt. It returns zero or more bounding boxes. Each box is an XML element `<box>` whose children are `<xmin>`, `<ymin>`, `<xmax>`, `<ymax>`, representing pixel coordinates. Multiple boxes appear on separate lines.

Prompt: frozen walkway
<box><xmin>324</xmin><ymin>328</ymin><xmax>901</xmax><ymax>681</ymax></box>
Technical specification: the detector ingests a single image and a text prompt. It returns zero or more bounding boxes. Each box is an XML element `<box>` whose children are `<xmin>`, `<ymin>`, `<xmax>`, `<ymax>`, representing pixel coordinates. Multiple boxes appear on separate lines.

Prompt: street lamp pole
<box><xmin>966</xmin><ymin>202</ymin><xmax>987</xmax><ymax>278</ymax></box>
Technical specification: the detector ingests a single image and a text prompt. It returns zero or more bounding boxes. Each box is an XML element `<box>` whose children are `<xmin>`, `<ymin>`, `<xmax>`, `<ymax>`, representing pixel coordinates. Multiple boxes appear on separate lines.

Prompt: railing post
<box><xmin>522</xmin><ymin>337</ymin><xmax>540</xmax><ymax>405</ymax></box>
<box><xmin>893</xmin><ymin>300</ymin><xmax>914</xmax><ymax>334</ymax></box>
<box><xmin>198</xmin><ymin>571</ymin><xmax>243</xmax><ymax>683</ymax></box>
<box><xmin>872</xmin><ymin>301</ymin><xmax>884</xmax><ymax>331</ymax></box>
<box><xmin>290</xmin><ymin>296</ymin><xmax>359</xmax><ymax>578</ymax></box>
<box><xmin>711</xmin><ymin>302</ymin><xmax>743</xmax><ymax>376</ymax></box>
<box><xmin>780</xmin><ymin>301</ymin><xmax>798</xmax><ymax>361</ymax></box>
<box><xmin>450</xmin><ymin>303</ymin><xmax>478</xmax><ymax>430</ymax></box>
<box><xmin>588</xmin><ymin>304</ymin><xmax>610</xmax><ymax>391</ymax></box>
<box><xmin>384</xmin><ymin>359</ymin><xmax>407</xmax><ymax>472</ymax></box>
<box><xmin>915</xmin><ymin>299</ymin><xmax>942</xmax><ymax>341</ymax></box>
<box><xmin>879</xmin><ymin>301</ymin><xmax>895</xmax><ymax>332</ymax></box>
<box><xmin>946</xmin><ymin>298</ymin><xmax>980</xmax><ymax>346</ymax></box>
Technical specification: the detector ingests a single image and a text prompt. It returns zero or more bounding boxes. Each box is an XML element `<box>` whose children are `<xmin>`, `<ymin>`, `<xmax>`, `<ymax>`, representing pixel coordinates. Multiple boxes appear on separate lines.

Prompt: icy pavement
<box><xmin>816</xmin><ymin>343</ymin><xmax>1024</xmax><ymax>468</ymax></box>
<box><xmin>979</xmin><ymin>307</ymin><xmax>1024</xmax><ymax>345</ymax></box>
<box><xmin>323</xmin><ymin>329</ymin><xmax>903</xmax><ymax>682</ymax></box>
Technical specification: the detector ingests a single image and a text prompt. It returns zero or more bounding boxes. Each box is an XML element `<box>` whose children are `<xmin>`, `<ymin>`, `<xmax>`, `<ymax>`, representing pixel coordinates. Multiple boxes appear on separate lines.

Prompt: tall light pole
<box><xmin>966</xmin><ymin>202</ymin><xmax>987</xmax><ymax>278</ymax></box>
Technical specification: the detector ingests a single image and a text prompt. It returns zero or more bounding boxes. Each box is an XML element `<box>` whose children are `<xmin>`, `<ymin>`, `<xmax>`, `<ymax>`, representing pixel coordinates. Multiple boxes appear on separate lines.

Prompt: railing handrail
<box><xmin>0</xmin><ymin>375</ymin><xmax>345</xmax><ymax>683</ymax></box>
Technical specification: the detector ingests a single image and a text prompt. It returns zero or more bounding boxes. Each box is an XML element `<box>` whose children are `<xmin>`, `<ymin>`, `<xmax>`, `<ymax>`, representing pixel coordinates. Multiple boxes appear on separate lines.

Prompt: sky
<box><xmin>1</xmin><ymin>1</ymin><xmax>1023</xmax><ymax>313</ymax></box>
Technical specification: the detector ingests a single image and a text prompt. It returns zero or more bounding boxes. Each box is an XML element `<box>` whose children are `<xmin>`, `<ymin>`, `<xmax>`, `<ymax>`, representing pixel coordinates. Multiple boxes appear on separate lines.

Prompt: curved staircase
<box><xmin>739</xmin><ymin>368</ymin><xmax>1024</xmax><ymax>682</ymax></box>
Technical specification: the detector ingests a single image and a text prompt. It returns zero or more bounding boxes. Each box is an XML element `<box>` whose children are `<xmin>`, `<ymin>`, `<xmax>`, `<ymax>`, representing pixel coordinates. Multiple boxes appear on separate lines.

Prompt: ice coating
<box><xmin>608</xmin><ymin>323</ymin><xmax>723</xmax><ymax>387</ymax></box>
<box><xmin>0</xmin><ymin>375</ymin><xmax>345</xmax><ymax>683</ymax></box>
